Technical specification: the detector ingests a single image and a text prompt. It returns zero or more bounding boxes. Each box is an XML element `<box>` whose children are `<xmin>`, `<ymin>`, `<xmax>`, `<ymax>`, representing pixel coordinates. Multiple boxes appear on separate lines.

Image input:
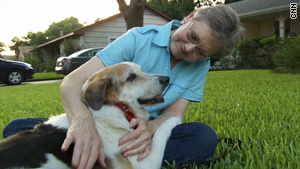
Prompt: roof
<box><xmin>229</xmin><ymin>0</ymin><xmax>300</xmax><ymax>19</ymax></box>
<box><xmin>144</xmin><ymin>3</ymin><xmax>173</xmax><ymax>21</ymax></box>
<box><xmin>38</xmin><ymin>4</ymin><xmax>172</xmax><ymax>48</ymax></box>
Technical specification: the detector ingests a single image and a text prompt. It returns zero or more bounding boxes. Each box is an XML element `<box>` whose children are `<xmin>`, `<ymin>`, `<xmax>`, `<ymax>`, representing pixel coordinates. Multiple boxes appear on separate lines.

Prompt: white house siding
<box><xmin>143</xmin><ymin>9</ymin><xmax>171</xmax><ymax>26</ymax></box>
<box><xmin>80</xmin><ymin>9</ymin><xmax>171</xmax><ymax>50</ymax></box>
<box><xmin>80</xmin><ymin>16</ymin><xmax>126</xmax><ymax>49</ymax></box>
<box><xmin>39</xmin><ymin>7</ymin><xmax>172</xmax><ymax>59</ymax></box>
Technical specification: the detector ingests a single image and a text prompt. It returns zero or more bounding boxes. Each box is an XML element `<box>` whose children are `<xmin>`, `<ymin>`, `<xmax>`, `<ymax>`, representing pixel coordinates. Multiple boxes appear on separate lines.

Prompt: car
<box><xmin>55</xmin><ymin>47</ymin><xmax>103</xmax><ymax>75</ymax></box>
<box><xmin>0</xmin><ymin>58</ymin><xmax>34</xmax><ymax>85</ymax></box>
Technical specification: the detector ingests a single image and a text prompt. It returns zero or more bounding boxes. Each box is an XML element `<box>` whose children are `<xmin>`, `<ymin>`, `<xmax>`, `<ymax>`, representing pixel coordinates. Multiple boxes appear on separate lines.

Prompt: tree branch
<box><xmin>117</xmin><ymin>0</ymin><xmax>128</xmax><ymax>13</ymax></box>
<box><xmin>117</xmin><ymin>0</ymin><xmax>145</xmax><ymax>30</ymax></box>
<box><xmin>134</xmin><ymin>0</ymin><xmax>146</xmax><ymax>6</ymax></box>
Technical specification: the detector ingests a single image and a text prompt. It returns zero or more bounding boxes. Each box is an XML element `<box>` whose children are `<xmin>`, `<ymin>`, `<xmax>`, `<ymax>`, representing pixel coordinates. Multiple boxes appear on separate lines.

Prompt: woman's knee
<box><xmin>3</xmin><ymin>118</ymin><xmax>25</xmax><ymax>138</ymax></box>
<box><xmin>163</xmin><ymin>122</ymin><xmax>218</xmax><ymax>166</ymax></box>
<box><xmin>181</xmin><ymin>122</ymin><xmax>218</xmax><ymax>153</ymax></box>
<box><xmin>189</xmin><ymin>123</ymin><xmax>218</xmax><ymax>158</ymax></box>
<box><xmin>3</xmin><ymin>118</ymin><xmax>48</xmax><ymax>138</ymax></box>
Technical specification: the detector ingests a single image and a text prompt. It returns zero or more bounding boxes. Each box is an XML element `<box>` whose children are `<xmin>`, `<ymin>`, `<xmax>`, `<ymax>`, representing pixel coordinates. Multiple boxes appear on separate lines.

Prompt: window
<box><xmin>290</xmin><ymin>19</ymin><xmax>300</xmax><ymax>36</ymax></box>
<box><xmin>108</xmin><ymin>37</ymin><xmax>117</xmax><ymax>44</ymax></box>
<box><xmin>274</xmin><ymin>20</ymin><xmax>291</xmax><ymax>37</ymax></box>
<box><xmin>79</xmin><ymin>49</ymin><xmax>102</xmax><ymax>57</ymax></box>
<box><xmin>267</xmin><ymin>21</ymin><xmax>275</xmax><ymax>36</ymax></box>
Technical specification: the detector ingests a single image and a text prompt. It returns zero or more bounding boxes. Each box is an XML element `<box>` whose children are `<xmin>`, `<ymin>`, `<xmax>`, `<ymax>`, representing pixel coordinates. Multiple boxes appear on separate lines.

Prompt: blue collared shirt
<box><xmin>97</xmin><ymin>20</ymin><xmax>210</xmax><ymax>118</ymax></box>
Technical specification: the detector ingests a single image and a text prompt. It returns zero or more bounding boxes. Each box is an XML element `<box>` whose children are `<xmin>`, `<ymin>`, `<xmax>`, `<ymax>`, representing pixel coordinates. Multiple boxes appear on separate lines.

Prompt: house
<box><xmin>38</xmin><ymin>4</ymin><xmax>172</xmax><ymax>62</ymax></box>
<box><xmin>1</xmin><ymin>55</ymin><xmax>15</xmax><ymax>61</ymax></box>
<box><xmin>229</xmin><ymin>0</ymin><xmax>300</xmax><ymax>39</ymax></box>
<box><xmin>16</xmin><ymin>46</ymin><xmax>33</xmax><ymax>61</ymax></box>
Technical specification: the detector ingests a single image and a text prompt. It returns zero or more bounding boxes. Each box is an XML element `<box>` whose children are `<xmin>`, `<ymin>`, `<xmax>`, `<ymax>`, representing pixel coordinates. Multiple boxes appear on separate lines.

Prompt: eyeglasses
<box><xmin>188</xmin><ymin>20</ymin><xmax>211</xmax><ymax>62</ymax></box>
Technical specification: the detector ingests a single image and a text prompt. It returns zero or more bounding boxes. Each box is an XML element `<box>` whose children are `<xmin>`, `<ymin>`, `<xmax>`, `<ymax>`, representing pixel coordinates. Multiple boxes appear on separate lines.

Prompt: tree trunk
<box><xmin>117</xmin><ymin>0</ymin><xmax>146</xmax><ymax>30</ymax></box>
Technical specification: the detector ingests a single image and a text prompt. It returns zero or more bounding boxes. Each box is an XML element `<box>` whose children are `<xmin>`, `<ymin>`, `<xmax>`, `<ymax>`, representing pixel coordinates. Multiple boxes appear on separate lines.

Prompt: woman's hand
<box><xmin>119</xmin><ymin>118</ymin><xmax>156</xmax><ymax>161</ymax></box>
<box><xmin>61</xmin><ymin>116</ymin><xmax>107</xmax><ymax>169</ymax></box>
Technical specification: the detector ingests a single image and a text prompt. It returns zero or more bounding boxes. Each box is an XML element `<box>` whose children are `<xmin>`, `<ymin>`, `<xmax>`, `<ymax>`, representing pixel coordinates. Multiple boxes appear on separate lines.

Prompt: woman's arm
<box><xmin>60</xmin><ymin>56</ymin><xmax>107</xmax><ymax>169</ymax></box>
<box><xmin>119</xmin><ymin>98</ymin><xmax>190</xmax><ymax>161</ymax></box>
<box><xmin>152</xmin><ymin>97</ymin><xmax>190</xmax><ymax>123</ymax></box>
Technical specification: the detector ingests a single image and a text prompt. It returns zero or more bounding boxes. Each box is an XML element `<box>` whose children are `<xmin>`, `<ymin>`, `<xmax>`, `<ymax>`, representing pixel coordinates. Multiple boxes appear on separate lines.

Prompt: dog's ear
<box><xmin>83</xmin><ymin>77</ymin><xmax>111</xmax><ymax>111</ymax></box>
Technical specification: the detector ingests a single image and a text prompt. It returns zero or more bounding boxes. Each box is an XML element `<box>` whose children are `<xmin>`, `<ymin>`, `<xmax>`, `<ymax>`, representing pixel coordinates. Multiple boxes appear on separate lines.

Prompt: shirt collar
<box><xmin>138</xmin><ymin>20</ymin><xmax>182</xmax><ymax>47</ymax></box>
<box><xmin>154</xmin><ymin>20</ymin><xmax>181</xmax><ymax>47</ymax></box>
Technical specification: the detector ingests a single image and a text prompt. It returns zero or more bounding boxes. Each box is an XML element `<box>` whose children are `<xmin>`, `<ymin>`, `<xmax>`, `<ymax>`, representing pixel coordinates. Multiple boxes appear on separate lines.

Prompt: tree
<box><xmin>22</xmin><ymin>31</ymin><xmax>48</xmax><ymax>46</ymax></box>
<box><xmin>9</xmin><ymin>16</ymin><xmax>84</xmax><ymax>54</ymax></box>
<box><xmin>148</xmin><ymin>0</ymin><xmax>241</xmax><ymax>20</ymax></box>
<box><xmin>9</xmin><ymin>31</ymin><xmax>47</xmax><ymax>54</ymax></box>
<box><xmin>9</xmin><ymin>36</ymin><xmax>30</xmax><ymax>54</ymax></box>
<box><xmin>44</xmin><ymin>17</ymin><xmax>84</xmax><ymax>40</ymax></box>
<box><xmin>194</xmin><ymin>0</ymin><xmax>223</xmax><ymax>8</ymax></box>
<box><xmin>94</xmin><ymin>17</ymin><xmax>102</xmax><ymax>23</ymax></box>
<box><xmin>117</xmin><ymin>0</ymin><xmax>146</xmax><ymax>30</ymax></box>
<box><xmin>225</xmin><ymin>0</ymin><xmax>242</xmax><ymax>4</ymax></box>
<box><xmin>148</xmin><ymin>0</ymin><xmax>195</xmax><ymax>20</ymax></box>
<box><xmin>195</xmin><ymin>0</ymin><xmax>241</xmax><ymax>7</ymax></box>
<box><xmin>0</xmin><ymin>42</ymin><xmax>5</xmax><ymax>58</ymax></box>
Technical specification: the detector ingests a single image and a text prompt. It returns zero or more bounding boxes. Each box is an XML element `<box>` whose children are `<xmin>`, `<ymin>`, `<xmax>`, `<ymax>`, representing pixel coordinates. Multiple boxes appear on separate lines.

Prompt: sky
<box><xmin>0</xmin><ymin>0</ymin><xmax>130</xmax><ymax>55</ymax></box>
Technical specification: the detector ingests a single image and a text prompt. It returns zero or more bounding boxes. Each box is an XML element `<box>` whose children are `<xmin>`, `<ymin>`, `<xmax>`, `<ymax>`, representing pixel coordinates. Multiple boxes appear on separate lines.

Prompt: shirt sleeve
<box><xmin>181</xmin><ymin>61</ymin><xmax>210</xmax><ymax>102</ymax></box>
<box><xmin>97</xmin><ymin>29</ymin><xmax>137</xmax><ymax>66</ymax></box>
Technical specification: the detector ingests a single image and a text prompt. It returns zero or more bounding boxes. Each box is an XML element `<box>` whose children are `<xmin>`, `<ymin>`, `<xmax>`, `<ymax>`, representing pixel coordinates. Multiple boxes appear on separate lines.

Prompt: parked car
<box><xmin>55</xmin><ymin>47</ymin><xmax>103</xmax><ymax>75</ymax></box>
<box><xmin>0</xmin><ymin>58</ymin><xmax>34</xmax><ymax>85</ymax></box>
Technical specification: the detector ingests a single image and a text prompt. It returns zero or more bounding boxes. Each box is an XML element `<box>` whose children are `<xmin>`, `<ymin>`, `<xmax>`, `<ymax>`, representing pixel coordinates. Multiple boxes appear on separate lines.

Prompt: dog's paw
<box><xmin>167</xmin><ymin>116</ymin><xmax>182</xmax><ymax>127</ymax></box>
<box><xmin>158</xmin><ymin>116</ymin><xmax>182</xmax><ymax>132</ymax></box>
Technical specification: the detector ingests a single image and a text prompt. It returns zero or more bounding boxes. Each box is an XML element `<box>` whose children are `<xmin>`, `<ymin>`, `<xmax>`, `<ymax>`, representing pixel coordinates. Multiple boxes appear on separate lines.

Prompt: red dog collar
<box><xmin>104</xmin><ymin>102</ymin><xmax>136</xmax><ymax>129</ymax></box>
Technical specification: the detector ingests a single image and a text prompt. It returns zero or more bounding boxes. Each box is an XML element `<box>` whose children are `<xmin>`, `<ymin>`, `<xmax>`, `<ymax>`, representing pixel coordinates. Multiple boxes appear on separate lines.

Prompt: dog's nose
<box><xmin>159</xmin><ymin>76</ymin><xmax>170</xmax><ymax>87</ymax></box>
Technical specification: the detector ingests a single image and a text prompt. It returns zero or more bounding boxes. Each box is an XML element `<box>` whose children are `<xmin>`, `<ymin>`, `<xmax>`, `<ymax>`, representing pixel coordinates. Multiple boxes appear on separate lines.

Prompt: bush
<box><xmin>210</xmin><ymin>55</ymin><xmax>240</xmax><ymax>70</ymax></box>
<box><xmin>24</xmin><ymin>49</ymin><xmax>58</xmax><ymax>73</ymax></box>
<box><xmin>24</xmin><ymin>56</ymin><xmax>45</xmax><ymax>73</ymax></box>
<box><xmin>62</xmin><ymin>38</ymin><xmax>81</xmax><ymax>56</ymax></box>
<box><xmin>33</xmin><ymin>62</ymin><xmax>45</xmax><ymax>73</ymax></box>
<box><xmin>258</xmin><ymin>36</ymin><xmax>278</xmax><ymax>68</ymax></box>
<box><xmin>273</xmin><ymin>36</ymin><xmax>300</xmax><ymax>73</ymax></box>
<box><xmin>273</xmin><ymin>66</ymin><xmax>289</xmax><ymax>74</ymax></box>
<box><xmin>45</xmin><ymin>56</ymin><xmax>59</xmax><ymax>72</ymax></box>
<box><xmin>233</xmin><ymin>36</ymin><xmax>278</xmax><ymax>69</ymax></box>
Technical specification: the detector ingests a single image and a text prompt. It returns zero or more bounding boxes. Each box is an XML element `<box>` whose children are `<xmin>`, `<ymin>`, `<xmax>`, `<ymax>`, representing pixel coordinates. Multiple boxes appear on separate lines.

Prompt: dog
<box><xmin>0</xmin><ymin>62</ymin><xmax>182</xmax><ymax>169</ymax></box>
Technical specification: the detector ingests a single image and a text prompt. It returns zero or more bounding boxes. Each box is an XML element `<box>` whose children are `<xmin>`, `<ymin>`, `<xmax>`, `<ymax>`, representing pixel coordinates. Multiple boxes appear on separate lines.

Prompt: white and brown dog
<box><xmin>0</xmin><ymin>62</ymin><xmax>182</xmax><ymax>169</ymax></box>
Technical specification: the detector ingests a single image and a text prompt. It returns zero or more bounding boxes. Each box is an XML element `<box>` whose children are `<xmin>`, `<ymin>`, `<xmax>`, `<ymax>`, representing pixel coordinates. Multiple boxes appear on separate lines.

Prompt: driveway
<box><xmin>0</xmin><ymin>79</ymin><xmax>62</xmax><ymax>87</ymax></box>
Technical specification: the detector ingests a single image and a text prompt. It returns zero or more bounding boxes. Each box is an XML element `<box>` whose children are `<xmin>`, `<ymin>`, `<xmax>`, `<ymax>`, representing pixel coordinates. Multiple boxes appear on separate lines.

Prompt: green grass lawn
<box><xmin>27</xmin><ymin>72</ymin><xmax>65</xmax><ymax>81</ymax></box>
<box><xmin>0</xmin><ymin>70</ymin><xmax>299</xmax><ymax>169</ymax></box>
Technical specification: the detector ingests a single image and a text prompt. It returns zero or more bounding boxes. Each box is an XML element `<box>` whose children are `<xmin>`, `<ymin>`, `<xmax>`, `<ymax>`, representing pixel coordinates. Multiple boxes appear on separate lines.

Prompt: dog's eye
<box><xmin>126</xmin><ymin>74</ymin><xmax>136</xmax><ymax>82</ymax></box>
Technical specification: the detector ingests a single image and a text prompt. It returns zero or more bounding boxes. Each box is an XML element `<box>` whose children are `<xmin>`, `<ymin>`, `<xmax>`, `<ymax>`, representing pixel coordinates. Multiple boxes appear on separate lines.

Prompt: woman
<box><xmin>3</xmin><ymin>4</ymin><xmax>244</xmax><ymax>169</ymax></box>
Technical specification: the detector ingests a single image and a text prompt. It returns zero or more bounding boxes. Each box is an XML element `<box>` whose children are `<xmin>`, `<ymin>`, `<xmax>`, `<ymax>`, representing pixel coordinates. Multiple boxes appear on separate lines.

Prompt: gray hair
<box><xmin>190</xmin><ymin>4</ymin><xmax>245</xmax><ymax>57</ymax></box>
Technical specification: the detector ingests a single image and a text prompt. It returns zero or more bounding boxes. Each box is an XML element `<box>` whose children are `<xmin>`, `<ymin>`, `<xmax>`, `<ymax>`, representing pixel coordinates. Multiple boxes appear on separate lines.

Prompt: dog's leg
<box><xmin>44</xmin><ymin>114</ymin><xmax>70</xmax><ymax>129</ymax></box>
<box><xmin>38</xmin><ymin>154</ymin><xmax>72</xmax><ymax>169</ymax></box>
<box><xmin>130</xmin><ymin>116</ymin><xmax>182</xmax><ymax>169</ymax></box>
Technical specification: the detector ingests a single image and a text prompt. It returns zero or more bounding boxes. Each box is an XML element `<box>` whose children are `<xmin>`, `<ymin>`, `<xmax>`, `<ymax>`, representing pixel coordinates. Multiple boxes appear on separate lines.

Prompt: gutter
<box><xmin>38</xmin><ymin>32</ymin><xmax>75</xmax><ymax>48</ymax></box>
<box><xmin>238</xmin><ymin>4</ymin><xmax>298</xmax><ymax>18</ymax></box>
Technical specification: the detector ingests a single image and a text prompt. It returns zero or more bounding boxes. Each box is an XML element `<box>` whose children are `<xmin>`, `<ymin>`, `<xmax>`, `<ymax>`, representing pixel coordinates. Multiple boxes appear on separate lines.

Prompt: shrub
<box><xmin>273</xmin><ymin>66</ymin><xmax>289</xmax><ymax>74</ymax></box>
<box><xmin>45</xmin><ymin>56</ymin><xmax>59</xmax><ymax>72</ymax></box>
<box><xmin>273</xmin><ymin>36</ymin><xmax>300</xmax><ymax>73</ymax></box>
<box><xmin>258</xmin><ymin>36</ymin><xmax>277</xmax><ymax>68</ymax></box>
<box><xmin>35</xmin><ymin>62</ymin><xmax>46</xmax><ymax>73</ymax></box>
<box><xmin>24</xmin><ymin>55</ymin><xmax>45</xmax><ymax>73</ymax></box>
<box><xmin>233</xmin><ymin>37</ymin><xmax>260</xmax><ymax>69</ymax></box>
<box><xmin>62</xmin><ymin>38</ymin><xmax>81</xmax><ymax>56</ymax></box>
<box><xmin>210</xmin><ymin>55</ymin><xmax>239</xmax><ymax>70</ymax></box>
<box><xmin>233</xmin><ymin>36</ymin><xmax>278</xmax><ymax>69</ymax></box>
